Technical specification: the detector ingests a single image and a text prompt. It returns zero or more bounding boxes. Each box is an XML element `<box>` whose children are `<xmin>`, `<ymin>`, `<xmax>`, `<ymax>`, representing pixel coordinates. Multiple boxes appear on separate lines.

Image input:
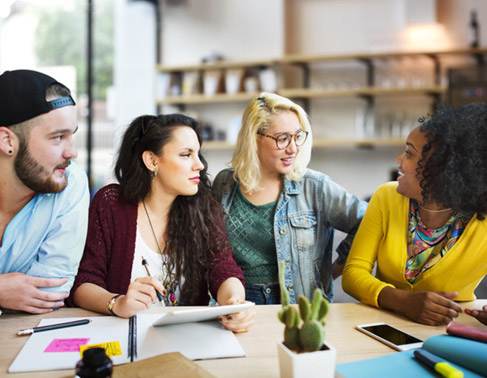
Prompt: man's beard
<box><xmin>14</xmin><ymin>142</ymin><xmax>69</xmax><ymax>193</ymax></box>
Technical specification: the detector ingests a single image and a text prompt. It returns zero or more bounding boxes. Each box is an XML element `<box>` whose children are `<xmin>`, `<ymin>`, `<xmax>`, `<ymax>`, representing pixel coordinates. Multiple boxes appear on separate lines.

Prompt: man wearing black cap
<box><xmin>0</xmin><ymin>69</ymin><xmax>89</xmax><ymax>314</ymax></box>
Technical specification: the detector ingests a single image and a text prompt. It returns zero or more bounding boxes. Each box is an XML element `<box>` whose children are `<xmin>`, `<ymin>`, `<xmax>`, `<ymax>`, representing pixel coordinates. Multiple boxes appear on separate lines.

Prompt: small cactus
<box><xmin>277</xmin><ymin>261</ymin><xmax>330</xmax><ymax>353</ymax></box>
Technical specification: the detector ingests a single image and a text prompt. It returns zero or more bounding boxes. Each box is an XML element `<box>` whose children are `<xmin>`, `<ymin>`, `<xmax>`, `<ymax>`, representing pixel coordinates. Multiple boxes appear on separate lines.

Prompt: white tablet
<box><xmin>152</xmin><ymin>302</ymin><xmax>255</xmax><ymax>326</ymax></box>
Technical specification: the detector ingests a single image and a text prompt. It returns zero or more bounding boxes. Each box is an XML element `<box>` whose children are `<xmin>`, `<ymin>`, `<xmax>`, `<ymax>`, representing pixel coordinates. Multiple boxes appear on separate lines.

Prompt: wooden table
<box><xmin>1</xmin><ymin>300</ymin><xmax>486</xmax><ymax>378</ymax></box>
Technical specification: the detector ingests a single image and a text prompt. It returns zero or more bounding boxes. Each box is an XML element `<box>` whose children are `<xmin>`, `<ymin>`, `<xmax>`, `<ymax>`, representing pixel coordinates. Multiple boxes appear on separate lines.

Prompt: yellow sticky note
<box><xmin>79</xmin><ymin>341</ymin><xmax>122</xmax><ymax>358</ymax></box>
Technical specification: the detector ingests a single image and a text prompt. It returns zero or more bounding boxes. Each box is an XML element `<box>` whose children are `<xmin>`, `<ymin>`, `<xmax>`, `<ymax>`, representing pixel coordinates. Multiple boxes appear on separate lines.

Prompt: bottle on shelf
<box><xmin>469</xmin><ymin>9</ymin><xmax>480</xmax><ymax>48</ymax></box>
<box><xmin>75</xmin><ymin>347</ymin><xmax>113</xmax><ymax>378</ymax></box>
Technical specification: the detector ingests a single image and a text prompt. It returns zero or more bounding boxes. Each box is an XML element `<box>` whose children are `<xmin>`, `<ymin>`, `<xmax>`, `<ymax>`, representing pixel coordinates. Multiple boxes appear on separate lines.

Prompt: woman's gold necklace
<box><xmin>418</xmin><ymin>204</ymin><xmax>453</xmax><ymax>213</ymax></box>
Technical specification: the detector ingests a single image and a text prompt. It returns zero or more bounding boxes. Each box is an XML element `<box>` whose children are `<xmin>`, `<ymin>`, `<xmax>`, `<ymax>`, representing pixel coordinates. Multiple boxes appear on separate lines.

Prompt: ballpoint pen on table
<box><xmin>17</xmin><ymin>319</ymin><xmax>92</xmax><ymax>336</ymax></box>
<box><xmin>141</xmin><ymin>256</ymin><xmax>165</xmax><ymax>307</ymax></box>
<box><xmin>128</xmin><ymin>315</ymin><xmax>137</xmax><ymax>362</ymax></box>
<box><xmin>413</xmin><ymin>349</ymin><xmax>463</xmax><ymax>378</ymax></box>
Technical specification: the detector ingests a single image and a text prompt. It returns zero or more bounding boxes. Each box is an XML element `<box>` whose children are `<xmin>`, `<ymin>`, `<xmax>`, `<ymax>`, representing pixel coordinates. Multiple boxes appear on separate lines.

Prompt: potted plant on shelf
<box><xmin>277</xmin><ymin>262</ymin><xmax>336</xmax><ymax>378</ymax></box>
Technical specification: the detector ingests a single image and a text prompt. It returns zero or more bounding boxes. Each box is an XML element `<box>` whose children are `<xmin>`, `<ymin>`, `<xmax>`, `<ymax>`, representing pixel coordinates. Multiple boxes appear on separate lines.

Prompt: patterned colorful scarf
<box><xmin>405</xmin><ymin>200</ymin><xmax>471</xmax><ymax>283</ymax></box>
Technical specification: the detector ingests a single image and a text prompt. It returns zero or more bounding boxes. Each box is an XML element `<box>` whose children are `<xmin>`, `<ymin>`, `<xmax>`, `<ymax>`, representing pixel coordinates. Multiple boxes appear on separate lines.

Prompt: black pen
<box><xmin>141</xmin><ymin>256</ymin><xmax>165</xmax><ymax>307</ymax></box>
<box><xmin>128</xmin><ymin>315</ymin><xmax>137</xmax><ymax>362</ymax></box>
<box><xmin>17</xmin><ymin>319</ymin><xmax>91</xmax><ymax>336</ymax></box>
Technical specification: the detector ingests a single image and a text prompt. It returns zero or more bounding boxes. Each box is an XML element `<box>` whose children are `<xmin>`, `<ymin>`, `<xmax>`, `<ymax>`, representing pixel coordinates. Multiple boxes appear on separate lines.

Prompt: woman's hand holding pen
<box><xmin>111</xmin><ymin>277</ymin><xmax>166</xmax><ymax>318</ymax></box>
<box><xmin>219</xmin><ymin>297</ymin><xmax>256</xmax><ymax>333</ymax></box>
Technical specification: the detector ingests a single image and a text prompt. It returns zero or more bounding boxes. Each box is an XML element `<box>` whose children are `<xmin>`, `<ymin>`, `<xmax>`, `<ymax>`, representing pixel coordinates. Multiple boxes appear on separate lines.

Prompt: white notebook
<box><xmin>9</xmin><ymin>314</ymin><xmax>245</xmax><ymax>373</ymax></box>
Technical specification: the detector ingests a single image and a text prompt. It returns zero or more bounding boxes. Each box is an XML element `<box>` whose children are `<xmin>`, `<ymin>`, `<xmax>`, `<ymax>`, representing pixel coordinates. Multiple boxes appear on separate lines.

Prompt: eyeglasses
<box><xmin>257</xmin><ymin>130</ymin><xmax>309</xmax><ymax>150</ymax></box>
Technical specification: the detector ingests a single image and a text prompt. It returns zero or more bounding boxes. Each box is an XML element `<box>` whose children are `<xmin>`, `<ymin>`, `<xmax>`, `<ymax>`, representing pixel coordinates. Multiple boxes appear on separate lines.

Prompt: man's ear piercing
<box><xmin>8</xmin><ymin>150</ymin><xmax>13</xmax><ymax>155</ymax></box>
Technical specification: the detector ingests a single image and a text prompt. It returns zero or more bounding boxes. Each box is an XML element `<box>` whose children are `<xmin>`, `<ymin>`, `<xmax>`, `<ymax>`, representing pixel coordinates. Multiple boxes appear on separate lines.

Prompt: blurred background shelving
<box><xmin>156</xmin><ymin>47</ymin><xmax>486</xmax><ymax>152</ymax></box>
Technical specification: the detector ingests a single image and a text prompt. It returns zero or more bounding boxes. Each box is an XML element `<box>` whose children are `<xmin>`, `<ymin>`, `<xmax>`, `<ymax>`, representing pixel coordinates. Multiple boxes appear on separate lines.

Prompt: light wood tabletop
<box><xmin>1</xmin><ymin>300</ymin><xmax>486</xmax><ymax>378</ymax></box>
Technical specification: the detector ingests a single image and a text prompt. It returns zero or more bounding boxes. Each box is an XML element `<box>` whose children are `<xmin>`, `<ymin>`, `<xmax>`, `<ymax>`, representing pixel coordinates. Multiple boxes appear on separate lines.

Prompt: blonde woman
<box><xmin>213</xmin><ymin>93</ymin><xmax>367</xmax><ymax>304</ymax></box>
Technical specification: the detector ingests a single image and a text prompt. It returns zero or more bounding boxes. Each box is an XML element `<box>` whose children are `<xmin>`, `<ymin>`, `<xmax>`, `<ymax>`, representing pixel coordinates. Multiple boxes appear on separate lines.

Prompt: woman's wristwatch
<box><xmin>107</xmin><ymin>294</ymin><xmax>123</xmax><ymax>316</ymax></box>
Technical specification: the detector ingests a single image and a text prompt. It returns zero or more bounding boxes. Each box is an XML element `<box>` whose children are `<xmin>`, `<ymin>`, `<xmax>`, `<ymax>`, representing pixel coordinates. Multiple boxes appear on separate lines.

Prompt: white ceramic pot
<box><xmin>277</xmin><ymin>340</ymin><xmax>336</xmax><ymax>378</ymax></box>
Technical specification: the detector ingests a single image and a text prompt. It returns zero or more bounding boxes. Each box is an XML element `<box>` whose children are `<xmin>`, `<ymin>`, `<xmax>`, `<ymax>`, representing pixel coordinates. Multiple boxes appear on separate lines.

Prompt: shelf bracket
<box><xmin>358</xmin><ymin>58</ymin><xmax>374</xmax><ymax>87</ymax></box>
<box><xmin>294</xmin><ymin>62</ymin><xmax>310</xmax><ymax>88</ymax></box>
<box><xmin>428</xmin><ymin>92</ymin><xmax>442</xmax><ymax>111</ymax></box>
<box><xmin>425</xmin><ymin>54</ymin><xmax>441</xmax><ymax>85</ymax></box>
<box><xmin>473</xmin><ymin>52</ymin><xmax>485</xmax><ymax>65</ymax></box>
<box><xmin>358</xmin><ymin>94</ymin><xmax>374</xmax><ymax>108</ymax></box>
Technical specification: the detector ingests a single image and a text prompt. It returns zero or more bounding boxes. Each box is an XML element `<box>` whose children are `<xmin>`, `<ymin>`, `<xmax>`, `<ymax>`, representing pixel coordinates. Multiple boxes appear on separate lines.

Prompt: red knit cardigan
<box><xmin>67</xmin><ymin>184</ymin><xmax>245</xmax><ymax>306</ymax></box>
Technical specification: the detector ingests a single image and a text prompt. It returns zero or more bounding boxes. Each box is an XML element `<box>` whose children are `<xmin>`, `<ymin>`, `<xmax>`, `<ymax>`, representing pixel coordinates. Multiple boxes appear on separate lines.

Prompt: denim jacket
<box><xmin>213</xmin><ymin>168</ymin><xmax>367</xmax><ymax>303</ymax></box>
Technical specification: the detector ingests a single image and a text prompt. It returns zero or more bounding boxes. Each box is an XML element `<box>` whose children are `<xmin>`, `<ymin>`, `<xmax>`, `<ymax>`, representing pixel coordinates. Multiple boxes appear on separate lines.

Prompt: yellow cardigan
<box><xmin>342</xmin><ymin>182</ymin><xmax>487</xmax><ymax>308</ymax></box>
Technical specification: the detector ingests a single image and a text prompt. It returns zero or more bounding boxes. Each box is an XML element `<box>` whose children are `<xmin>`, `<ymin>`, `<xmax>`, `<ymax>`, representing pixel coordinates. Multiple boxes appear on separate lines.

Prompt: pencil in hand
<box><xmin>141</xmin><ymin>256</ymin><xmax>165</xmax><ymax>306</ymax></box>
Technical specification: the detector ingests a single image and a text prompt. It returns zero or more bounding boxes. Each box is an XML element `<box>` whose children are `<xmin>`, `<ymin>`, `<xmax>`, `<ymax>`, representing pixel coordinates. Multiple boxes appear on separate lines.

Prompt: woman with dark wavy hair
<box><xmin>343</xmin><ymin>102</ymin><xmax>487</xmax><ymax>326</ymax></box>
<box><xmin>68</xmin><ymin>114</ymin><xmax>254</xmax><ymax>332</ymax></box>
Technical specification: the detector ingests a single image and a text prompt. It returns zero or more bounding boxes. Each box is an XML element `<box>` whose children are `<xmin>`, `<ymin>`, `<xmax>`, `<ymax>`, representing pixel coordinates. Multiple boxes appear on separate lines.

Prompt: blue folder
<box><xmin>336</xmin><ymin>335</ymin><xmax>487</xmax><ymax>378</ymax></box>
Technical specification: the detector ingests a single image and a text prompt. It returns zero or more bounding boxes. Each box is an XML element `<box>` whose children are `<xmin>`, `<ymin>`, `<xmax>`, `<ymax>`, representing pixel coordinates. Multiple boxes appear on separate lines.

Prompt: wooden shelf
<box><xmin>156</xmin><ymin>59</ymin><xmax>277</xmax><ymax>73</ymax></box>
<box><xmin>157</xmin><ymin>48</ymin><xmax>487</xmax><ymax>73</ymax></box>
<box><xmin>278</xmin><ymin>88</ymin><xmax>360</xmax><ymax>99</ymax></box>
<box><xmin>155</xmin><ymin>47</ymin><xmax>483</xmax><ymax>104</ymax></box>
<box><xmin>156</xmin><ymin>47</ymin><xmax>485</xmax><ymax>150</ymax></box>
<box><xmin>201</xmin><ymin>140</ymin><xmax>235</xmax><ymax>150</ymax></box>
<box><xmin>313</xmin><ymin>138</ymin><xmax>404</xmax><ymax>148</ymax></box>
<box><xmin>360</xmin><ymin>86</ymin><xmax>446</xmax><ymax>96</ymax></box>
<box><xmin>156</xmin><ymin>86</ymin><xmax>447</xmax><ymax>105</ymax></box>
<box><xmin>279</xmin><ymin>86</ymin><xmax>446</xmax><ymax>99</ymax></box>
<box><xmin>201</xmin><ymin>138</ymin><xmax>405</xmax><ymax>150</ymax></box>
<box><xmin>279</xmin><ymin>47</ymin><xmax>487</xmax><ymax>65</ymax></box>
<box><xmin>156</xmin><ymin>92</ymin><xmax>260</xmax><ymax>105</ymax></box>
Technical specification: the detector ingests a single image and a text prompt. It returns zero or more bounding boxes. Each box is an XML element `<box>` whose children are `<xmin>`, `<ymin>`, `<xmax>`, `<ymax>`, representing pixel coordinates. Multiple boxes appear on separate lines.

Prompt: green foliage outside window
<box><xmin>35</xmin><ymin>0</ymin><xmax>113</xmax><ymax>100</ymax></box>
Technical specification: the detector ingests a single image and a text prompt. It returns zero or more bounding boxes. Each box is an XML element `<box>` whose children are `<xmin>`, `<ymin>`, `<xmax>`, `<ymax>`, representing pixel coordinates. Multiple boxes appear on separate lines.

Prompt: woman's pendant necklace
<box><xmin>142</xmin><ymin>200</ymin><xmax>178</xmax><ymax>306</ymax></box>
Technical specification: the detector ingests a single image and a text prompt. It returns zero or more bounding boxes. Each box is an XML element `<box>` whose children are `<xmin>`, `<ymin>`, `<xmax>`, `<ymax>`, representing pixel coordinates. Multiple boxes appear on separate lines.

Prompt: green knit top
<box><xmin>225</xmin><ymin>186</ymin><xmax>278</xmax><ymax>284</ymax></box>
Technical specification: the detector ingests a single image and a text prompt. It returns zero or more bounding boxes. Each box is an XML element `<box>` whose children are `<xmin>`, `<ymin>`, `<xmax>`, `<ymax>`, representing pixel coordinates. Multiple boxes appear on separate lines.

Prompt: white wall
<box><xmin>286</xmin><ymin>0</ymin><xmax>453</xmax><ymax>54</ymax></box>
<box><xmin>161</xmin><ymin>0</ymin><xmax>284</xmax><ymax>65</ymax></box>
<box><xmin>113</xmin><ymin>0</ymin><xmax>157</xmax><ymax>152</ymax></box>
<box><xmin>286</xmin><ymin>0</ymin><xmax>487</xmax><ymax>54</ymax></box>
<box><xmin>438</xmin><ymin>0</ymin><xmax>487</xmax><ymax>46</ymax></box>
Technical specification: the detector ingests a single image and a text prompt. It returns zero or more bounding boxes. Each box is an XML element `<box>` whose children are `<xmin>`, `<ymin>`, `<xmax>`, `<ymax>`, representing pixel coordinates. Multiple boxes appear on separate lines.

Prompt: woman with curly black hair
<box><xmin>68</xmin><ymin>114</ymin><xmax>254</xmax><ymax>333</ymax></box>
<box><xmin>342</xmin><ymin>102</ymin><xmax>487</xmax><ymax>326</ymax></box>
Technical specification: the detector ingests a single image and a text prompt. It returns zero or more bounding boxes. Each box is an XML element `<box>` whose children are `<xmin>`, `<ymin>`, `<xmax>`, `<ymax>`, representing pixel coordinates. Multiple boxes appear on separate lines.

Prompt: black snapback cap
<box><xmin>0</xmin><ymin>69</ymin><xmax>76</xmax><ymax>127</ymax></box>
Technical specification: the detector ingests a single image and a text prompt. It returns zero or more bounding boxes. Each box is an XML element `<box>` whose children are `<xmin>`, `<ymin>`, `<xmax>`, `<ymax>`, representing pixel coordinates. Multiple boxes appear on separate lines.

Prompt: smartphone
<box><xmin>356</xmin><ymin>322</ymin><xmax>423</xmax><ymax>351</ymax></box>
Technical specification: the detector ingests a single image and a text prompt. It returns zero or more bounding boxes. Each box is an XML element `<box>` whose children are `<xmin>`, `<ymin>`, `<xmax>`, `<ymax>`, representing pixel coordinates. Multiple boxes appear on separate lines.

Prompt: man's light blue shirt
<box><xmin>0</xmin><ymin>161</ymin><xmax>89</xmax><ymax>293</ymax></box>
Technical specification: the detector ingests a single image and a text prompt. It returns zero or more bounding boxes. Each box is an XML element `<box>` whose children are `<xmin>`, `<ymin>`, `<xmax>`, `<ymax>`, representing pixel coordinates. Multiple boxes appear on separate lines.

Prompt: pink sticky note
<box><xmin>44</xmin><ymin>338</ymin><xmax>90</xmax><ymax>353</ymax></box>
